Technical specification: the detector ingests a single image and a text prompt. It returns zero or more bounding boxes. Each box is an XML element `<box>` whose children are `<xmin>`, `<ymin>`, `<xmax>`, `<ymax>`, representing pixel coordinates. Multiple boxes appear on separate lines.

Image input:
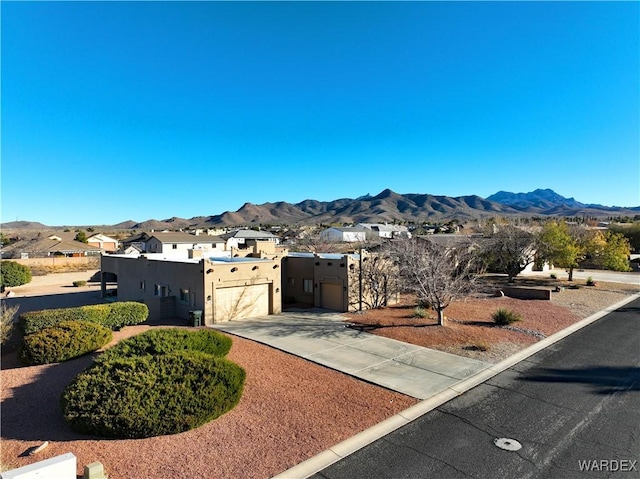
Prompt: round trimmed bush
<box><xmin>62</xmin><ymin>351</ymin><xmax>245</xmax><ymax>438</ymax></box>
<box><xmin>21</xmin><ymin>321</ymin><xmax>112</xmax><ymax>365</ymax></box>
<box><xmin>1</xmin><ymin>261</ymin><xmax>32</xmax><ymax>288</ymax></box>
<box><xmin>97</xmin><ymin>328</ymin><xmax>232</xmax><ymax>363</ymax></box>
<box><xmin>492</xmin><ymin>308</ymin><xmax>522</xmax><ymax>326</ymax></box>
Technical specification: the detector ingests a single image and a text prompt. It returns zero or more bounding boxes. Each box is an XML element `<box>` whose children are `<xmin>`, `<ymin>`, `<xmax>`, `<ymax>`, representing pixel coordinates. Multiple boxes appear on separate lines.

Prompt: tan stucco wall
<box><xmin>101</xmin><ymin>254</ymin><xmax>282</xmax><ymax>324</ymax></box>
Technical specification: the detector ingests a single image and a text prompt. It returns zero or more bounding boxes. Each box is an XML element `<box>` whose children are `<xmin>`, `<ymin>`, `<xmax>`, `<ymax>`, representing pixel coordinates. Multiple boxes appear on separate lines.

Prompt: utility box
<box><xmin>1</xmin><ymin>453</ymin><xmax>76</xmax><ymax>479</ymax></box>
<box><xmin>189</xmin><ymin>310</ymin><xmax>202</xmax><ymax>327</ymax></box>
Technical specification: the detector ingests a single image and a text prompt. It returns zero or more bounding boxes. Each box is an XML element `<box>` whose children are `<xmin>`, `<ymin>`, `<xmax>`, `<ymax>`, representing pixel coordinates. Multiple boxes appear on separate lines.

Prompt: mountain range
<box><xmin>3</xmin><ymin>189</ymin><xmax>639</xmax><ymax>230</ymax></box>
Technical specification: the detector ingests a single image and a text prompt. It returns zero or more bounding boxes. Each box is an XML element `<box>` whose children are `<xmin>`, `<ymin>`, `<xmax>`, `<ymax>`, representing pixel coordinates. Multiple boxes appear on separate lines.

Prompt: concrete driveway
<box><xmin>212</xmin><ymin>309</ymin><xmax>491</xmax><ymax>400</ymax></box>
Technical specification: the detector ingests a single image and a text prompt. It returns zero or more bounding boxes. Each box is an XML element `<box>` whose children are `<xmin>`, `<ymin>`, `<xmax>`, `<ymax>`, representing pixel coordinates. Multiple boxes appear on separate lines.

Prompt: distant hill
<box><xmin>3</xmin><ymin>189</ymin><xmax>638</xmax><ymax>230</ymax></box>
<box><xmin>0</xmin><ymin>221</ymin><xmax>50</xmax><ymax>230</ymax></box>
<box><xmin>487</xmin><ymin>189</ymin><xmax>640</xmax><ymax>217</ymax></box>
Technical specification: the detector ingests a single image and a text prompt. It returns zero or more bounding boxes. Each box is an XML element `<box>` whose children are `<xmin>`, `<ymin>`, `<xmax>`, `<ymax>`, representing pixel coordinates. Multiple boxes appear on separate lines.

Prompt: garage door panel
<box><xmin>320</xmin><ymin>282</ymin><xmax>343</xmax><ymax>311</ymax></box>
<box><xmin>217</xmin><ymin>284</ymin><xmax>269</xmax><ymax>321</ymax></box>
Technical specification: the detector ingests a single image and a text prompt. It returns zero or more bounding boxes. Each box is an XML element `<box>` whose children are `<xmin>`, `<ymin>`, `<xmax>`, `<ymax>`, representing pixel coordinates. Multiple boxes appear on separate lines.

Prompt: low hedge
<box><xmin>62</xmin><ymin>351</ymin><xmax>245</xmax><ymax>438</ymax></box>
<box><xmin>97</xmin><ymin>328</ymin><xmax>232</xmax><ymax>363</ymax></box>
<box><xmin>21</xmin><ymin>321</ymin><xmax>112</xmax><ymax>365</ymax></box>
<box><xmin>20</xmin><ymin>302</ymin><xmax>149</xmax><ymax>335</ymax></box>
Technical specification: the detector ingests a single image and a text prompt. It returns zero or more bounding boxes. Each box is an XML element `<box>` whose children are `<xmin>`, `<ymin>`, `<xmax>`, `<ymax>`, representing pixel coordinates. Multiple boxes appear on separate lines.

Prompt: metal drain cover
<box><xmin>494</xmin><ymin>438</ymin><xmax>522</xmax><ymax>451</ymax></box>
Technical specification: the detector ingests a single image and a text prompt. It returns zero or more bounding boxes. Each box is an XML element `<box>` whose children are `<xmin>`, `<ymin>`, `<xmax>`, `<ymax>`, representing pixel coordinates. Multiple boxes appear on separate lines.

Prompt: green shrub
<box><xmin>62</xmin><ymin>351</ymin><xmax>245</xmax><ymax>438</ymax></box>
<box><xmin>1</xmin><ymin>304</ymin><xmax>18</xmax><ymax>346</ymax></box>
<box><xmin>21</xmin><ymin>321</ymin><xmax>112</xmax><ymax>365</ymax></box>
<box><xmin>492</xmin><ymin>308</ymin><xmax>522</xmax><ymax>326</ymax></box>
<box><xmin>98</xmin><ymin>328</ymin><xmax>232</xmax><ymax>363</ymax></box>
<box><xmin>586</xmin><ymin>276</ymin><xmax>596</xmax><ymax>286</ymax></box>
<box><xmin>20</xmin><ymin>302</ymin><xmax>149</xmax><ymax>335</ymax></box>
<box><xmin>412</xmin><ymin>306</ymin><xmax>429</xmax><ymax>319</ymax></box>
<box><xmin>1</xmin><ymin>261</ymin><xmax>32</xmax><ymax>288</ymax></box>
<box><xmin>72</xmin><ymin>280</ymin><xmax>87</xmax><ymax>287</ymax></box>
<box><xmin>104</xmin><ymin>302</ymin><xmax>149</xmax><ymax>330</ymax></box>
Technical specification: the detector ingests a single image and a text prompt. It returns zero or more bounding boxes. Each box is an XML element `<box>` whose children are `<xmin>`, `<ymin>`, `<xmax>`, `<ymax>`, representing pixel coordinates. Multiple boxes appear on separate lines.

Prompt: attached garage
<box><xmin>215</xmin><ymin>283</ymin><xmax>270</xmax><ymax>321</ymax></box>
<box><xmin>320</xmin><ymin>282</ymin><xmax>344</xmax><ymax>311</ymax></box>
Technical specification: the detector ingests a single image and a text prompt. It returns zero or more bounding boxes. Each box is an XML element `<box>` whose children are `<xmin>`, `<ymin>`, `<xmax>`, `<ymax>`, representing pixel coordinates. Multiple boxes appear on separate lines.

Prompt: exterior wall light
<box><xmin>231</xmin><ymin>267</ymin><xmax>238</xmax><ymax>272</ymax></box>
<box><xmin>206</xmin><ymin>268</ymin><xmax>214</xmax><ymax>274</ymax></box>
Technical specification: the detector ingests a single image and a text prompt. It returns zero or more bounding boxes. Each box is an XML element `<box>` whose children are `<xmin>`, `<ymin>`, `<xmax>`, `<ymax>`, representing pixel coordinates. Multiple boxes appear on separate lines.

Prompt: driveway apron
<box><xmin>211</xmin><ymin>310</ymin><xmax>491</xmax><ymax>400</ymax></box>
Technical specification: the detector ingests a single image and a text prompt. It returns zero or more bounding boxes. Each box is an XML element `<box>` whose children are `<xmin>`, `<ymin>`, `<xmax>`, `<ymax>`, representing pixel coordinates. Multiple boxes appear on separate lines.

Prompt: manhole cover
<box><xmin>494</xmin><ymin>438</ymin><xmax>522</xmax><ymax>451</ymax></box>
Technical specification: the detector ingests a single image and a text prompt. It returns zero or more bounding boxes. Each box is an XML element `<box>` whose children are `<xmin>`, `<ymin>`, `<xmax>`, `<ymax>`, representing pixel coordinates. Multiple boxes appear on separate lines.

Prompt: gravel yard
<box><xmin>1</xmin><ymin>273</ymin><xmax>638</xmax><ymax>478</ymax></box>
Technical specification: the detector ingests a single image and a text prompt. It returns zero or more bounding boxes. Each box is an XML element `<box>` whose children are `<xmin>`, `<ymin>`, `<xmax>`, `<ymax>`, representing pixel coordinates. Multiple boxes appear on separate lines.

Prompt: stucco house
<box><xmin>87</xmin><ymin>233</ymin><xmax>120</xmax><ymax>252</ymax></box>
<box><xmin>319</xmin><ymin>227</ymin><xmax>367</xmax><ymax>243</ymax></box>
<box><xmin>282</xmin><ymin>251</ymin><xmax>398</xmax><ymax>311</ymax></box>
<box><xmin>101</xmin><ymin>250</ymin><xmax>282</xmax><ymax>325</ymax></box>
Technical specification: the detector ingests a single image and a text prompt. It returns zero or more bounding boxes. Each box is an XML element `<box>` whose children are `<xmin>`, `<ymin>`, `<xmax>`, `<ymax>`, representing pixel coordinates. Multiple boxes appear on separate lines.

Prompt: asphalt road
<box><xmin>312</xmin><ymin>297</ymin><xmax>640</xmax><ymax>479</ymax></box>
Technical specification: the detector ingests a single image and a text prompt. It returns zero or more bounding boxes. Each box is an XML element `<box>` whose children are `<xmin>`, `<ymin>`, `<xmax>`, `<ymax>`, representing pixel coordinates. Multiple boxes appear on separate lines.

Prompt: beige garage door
<box><xmin>320</xmin><ymin>282</ymin><xmax>344</xmax><ymax>311</ymax></box>
<box><xmin>216</xmin><ymin>284</ymin><xmax>270</xmax><ymax>321</ymax></box>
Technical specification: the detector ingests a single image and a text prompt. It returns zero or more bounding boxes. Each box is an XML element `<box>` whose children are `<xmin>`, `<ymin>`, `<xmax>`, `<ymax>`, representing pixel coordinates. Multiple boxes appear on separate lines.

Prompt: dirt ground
<box><xmin>1</xmin><ymin>272</ymin><xmax>638</xmax><ymax>477</ymax></box>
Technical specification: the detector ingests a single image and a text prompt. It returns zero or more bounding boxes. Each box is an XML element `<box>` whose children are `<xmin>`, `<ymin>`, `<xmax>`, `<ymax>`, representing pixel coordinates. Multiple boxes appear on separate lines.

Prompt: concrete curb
<box><xmin>272</xmin><ymin>292</ymin><xmax>640</xmax><ymax>479</ymax></box>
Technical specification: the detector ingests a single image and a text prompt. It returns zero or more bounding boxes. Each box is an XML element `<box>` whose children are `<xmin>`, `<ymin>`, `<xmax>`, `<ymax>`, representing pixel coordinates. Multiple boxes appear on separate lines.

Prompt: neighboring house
<box><xmin>358</xmin><ymin>223</ymin><xmax>411</xmax><ymax>239</ymax></box>
<box><xmin>87</xmin><ymin>233</ymin><xmax>120</xmax><ymax>252</ymax></box>
<box><xmin>146</xmin><ymin>232</ymin><xmax>226</xmax><ymax>255</ymax></box>
<box><xmin>319</xmin><ymin>227</ymin><xmax>367</xmax><ymax>243</ymax></box>
<box><xmin>220</xmin><ymin>229</ymin><xmax>280</xmax><ymax>250</ymax></box>
<box><xmin>282</xmin><ymin>251</ymin><xmax>398</xmax><ymax>312</ymax></box>
<box><xmin>119</xmin><ymin>233</ymin><xmax>150</xmax><ymax>253</ymax></box>
<box><xmin>2</xmin><ymin>237</ymin><xmax>101</xmax><ymax>259</ymax></box>
<box><xmin>101</xmin><ymin>252</ymin><xmax>282</xmax><ymax>325</ymax></box>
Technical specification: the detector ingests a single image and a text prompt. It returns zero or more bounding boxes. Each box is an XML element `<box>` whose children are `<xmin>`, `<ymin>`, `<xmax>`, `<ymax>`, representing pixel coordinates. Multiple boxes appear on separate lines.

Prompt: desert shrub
<box><xmin>0</xmin><ymin>261</ymin><xmax>32</xmax><ymax>288</ymax></box>
<box><xmin>104</xmin><ymin>302</ymin><xmax>149</xmax><ymax>330</ymax></box>
<box><xmin>549</xmin><ymin>273</ymin><xmax>557</xmax><ymax>279</ymax></box>
<box><xmin>20</xmin><ymin>302</ymin><xmax>148</xmax><ymax>335</ymax></box>
<box><xmin>62</xmin><ymin>351</ymin><xmax>245</xmax><ymax>438</ymax></box>
<box><xmin>98</xmin><ymin>328</ymin><xmax>232</xmax><ymax>363</ymax></box>
<box><xmin>413</xmin><ymin>306</ymin><xmax>429</xmax><ymax>319</ymax></box>
<box><xmin>586</xmin><ymin>276</ymin><xmax>596</xmax><ymax>286</ymax></box>
<box><xmin>492</xmin><ymin>308</ymin><xmax>522</xmax><ymax>326</ymax></box>
<box><xmin>21</xmin><ymin>321</ymin><xmax>112</xmax><ymax>365</ymax></box>
<box><xmin>1</xmin><ymin>303</ymin><xmax>18</xmax><ymax>345</ymax></box>
<box><xmin>72</xmin><ymin>280</ymin><xmax>87</xmax><ymax>287</ymax></box>
<box><xmin>465</xmin><ymin>341</ymin><xmax>490</xmax><ymax>352</ymax></box>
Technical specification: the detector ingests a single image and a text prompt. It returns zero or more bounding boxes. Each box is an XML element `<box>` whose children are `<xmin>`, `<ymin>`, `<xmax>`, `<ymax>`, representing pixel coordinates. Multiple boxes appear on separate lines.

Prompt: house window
<box><xmin>303</xmin><ymin>279</ymin><xmax>313</xmax><ymax>294</ymax></box>
<box><xmin>180</xmin><ymin>288</ymin><xmax>189</xmax><ymax>303</ymax></box>
<box><xmin>154</xmin><ymin>284</ymin><xmax>168</xmax><ymax>297</ymax></box>
<box><xmin>172</xmin><ymin>244</ymin><xmax>178</xmax><ymax>249</ymax></box>
<box><xmin>140</xmin><ymin>280</ymin><xmax>146</xmax><ymax>292</ymax></box>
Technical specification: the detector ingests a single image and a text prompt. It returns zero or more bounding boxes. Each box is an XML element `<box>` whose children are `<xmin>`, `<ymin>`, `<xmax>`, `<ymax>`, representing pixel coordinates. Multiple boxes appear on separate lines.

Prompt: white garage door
<box><xmin>320</xmin><ymin>282</ymin><xmax>344</xmax><ymax>311</ymax></box>
<box><xmin>216</xmin><ymin>284</ymin><xmax>270</xmax><ymax>321</ymax></box>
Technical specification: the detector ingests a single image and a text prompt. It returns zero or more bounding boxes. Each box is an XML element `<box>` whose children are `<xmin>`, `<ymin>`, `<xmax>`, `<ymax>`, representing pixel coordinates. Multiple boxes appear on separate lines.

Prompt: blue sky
<box><xmin>2</xmin><ymin>1</ymin><xmax>638</xmax><ymax>226</ymax></box>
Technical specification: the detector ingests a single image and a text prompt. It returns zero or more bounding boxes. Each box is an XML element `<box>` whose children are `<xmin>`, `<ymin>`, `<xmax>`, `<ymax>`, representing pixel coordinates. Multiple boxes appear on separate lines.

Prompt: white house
<box><xmin>144</xmin><ymin>232</ymin><xmax>226</xmax><ymax>257</ymax></box>
<box><xmin>220</xmin><ymin>229</ymin><xmax>280</xmax><ymax>250</ymax></box>
<box><xmin>358</xmin><ymin>223</ymin><xmax>411</xmax><ymax>239</ymax></box>
<box><xmin>320</xmin><ymin>227</ymin><xmax>367</xmax><ymax>243</ymax></box>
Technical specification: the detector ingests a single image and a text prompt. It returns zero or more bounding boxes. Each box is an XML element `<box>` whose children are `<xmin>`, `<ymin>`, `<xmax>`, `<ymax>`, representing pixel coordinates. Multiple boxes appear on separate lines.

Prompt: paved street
<box><xmin>311</xmin><ymin>297</ymin><xmax>640</xmax><ymax>479</ymax></box>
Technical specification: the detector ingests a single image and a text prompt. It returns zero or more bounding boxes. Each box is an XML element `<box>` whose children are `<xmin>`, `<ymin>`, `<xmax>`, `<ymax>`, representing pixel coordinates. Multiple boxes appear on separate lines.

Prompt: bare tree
<box><xmin>348</xmin><ymin>247</ymin><xmax>399</xmax><ymax>310</ymax></box>
<box><xmin>483</xmin><ymin>225</ymin><xmax>536</xmax><ymax>283</ymax></box>
<box><xmin>391</xmin><ymin>238</ymin><xmax>477</xmax><ymax>326</ymax></box>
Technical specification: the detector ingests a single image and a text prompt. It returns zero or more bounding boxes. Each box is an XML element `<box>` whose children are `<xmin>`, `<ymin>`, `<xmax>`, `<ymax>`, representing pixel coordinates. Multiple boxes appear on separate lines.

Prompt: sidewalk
<box><xmin>212</xmin><ymin>309</ymin><xmax>491</xmax><ymax>400</ymax></box>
